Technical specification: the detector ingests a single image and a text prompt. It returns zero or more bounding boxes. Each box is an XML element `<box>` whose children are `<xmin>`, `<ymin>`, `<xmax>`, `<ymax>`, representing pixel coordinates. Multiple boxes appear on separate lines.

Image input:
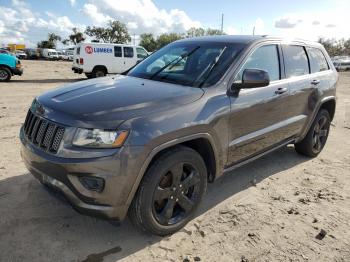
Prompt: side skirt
<box><xmin>222</xmin><ymin>138</ymin><xmax>296</xmax><ymax>175</ymax></box>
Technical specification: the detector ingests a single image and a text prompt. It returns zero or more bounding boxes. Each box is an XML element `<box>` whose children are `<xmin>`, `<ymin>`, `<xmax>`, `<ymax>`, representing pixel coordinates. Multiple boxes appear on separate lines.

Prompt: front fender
<box><xmin>119</xmin><ymin>90</ymin><xmax>232</xmax><ymax>205</ymax></box>
<box><xmin>124</xmin><ymin>132</ymin><xmax>221</xmax><ymax>206</ymax></box>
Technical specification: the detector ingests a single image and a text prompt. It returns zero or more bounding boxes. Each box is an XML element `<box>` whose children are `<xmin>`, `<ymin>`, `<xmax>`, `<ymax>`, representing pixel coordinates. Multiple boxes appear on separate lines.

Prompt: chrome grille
<box><xmin>23</xmin><ymin>110</ymin><xmax>65</xmax><ymax>154</ymax></box>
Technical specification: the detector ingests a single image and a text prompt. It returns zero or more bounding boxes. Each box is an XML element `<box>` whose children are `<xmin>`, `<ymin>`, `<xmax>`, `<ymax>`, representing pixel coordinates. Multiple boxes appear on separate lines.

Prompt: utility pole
<box><xmin>133</xmin><ymin>33</ymin><xmax>136</xmax><ymax>45</ymax></box>
<box><xmin>221</xmin><ymin>13</ymin><xmax>224</xmax><ymax>34</ymax></box>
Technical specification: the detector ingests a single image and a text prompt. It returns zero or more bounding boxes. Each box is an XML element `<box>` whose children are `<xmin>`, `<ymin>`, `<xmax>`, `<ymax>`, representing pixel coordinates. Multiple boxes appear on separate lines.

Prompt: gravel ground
<box><xmin>0</xmin><ymin>60</ymin><xmax>349</xmax><ymax>262</ymax></box>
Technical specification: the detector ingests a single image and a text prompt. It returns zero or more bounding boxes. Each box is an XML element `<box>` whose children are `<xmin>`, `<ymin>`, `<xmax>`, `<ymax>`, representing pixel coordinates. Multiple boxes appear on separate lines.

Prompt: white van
<box><xmin>41</xmin><ymin>49</ymin><xmax>59</xmax><ymax>60</ymax></box>
<box><xmin>72</xmin><ymin>43</ymin><xmax>149</xmax><ymax>78</ymax></box>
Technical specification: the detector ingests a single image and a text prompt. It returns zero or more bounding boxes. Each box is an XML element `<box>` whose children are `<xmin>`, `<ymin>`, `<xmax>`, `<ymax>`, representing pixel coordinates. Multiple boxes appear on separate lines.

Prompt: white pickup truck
<box><xmin>72</xmin><ymin>43</ymin><xmax>149</xmax><ymax>78</ymax></box>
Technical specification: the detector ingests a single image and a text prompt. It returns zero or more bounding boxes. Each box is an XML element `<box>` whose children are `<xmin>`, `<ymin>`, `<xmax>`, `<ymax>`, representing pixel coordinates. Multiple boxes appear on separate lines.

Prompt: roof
<box><xmin>177</xmin><ymin>35</ymin><xmax>322</xmax><ymax>47</ymax></box>
<box><xmin>76</xmin><ymin>42</ymin><xmax>142</xmax><ymax>48</ymax></box>
<box><xmin>179</xmin><ymin>35</ymin><xmax>266</xmax><ymax>44</ymax></box>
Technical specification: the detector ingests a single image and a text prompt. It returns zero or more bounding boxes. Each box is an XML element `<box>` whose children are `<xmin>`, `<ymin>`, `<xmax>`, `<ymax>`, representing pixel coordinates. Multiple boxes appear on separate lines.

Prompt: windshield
<box><xmin>127</xmin><ymin>42</ymin><xmax>246</xmax><ymax>87</ymax></box>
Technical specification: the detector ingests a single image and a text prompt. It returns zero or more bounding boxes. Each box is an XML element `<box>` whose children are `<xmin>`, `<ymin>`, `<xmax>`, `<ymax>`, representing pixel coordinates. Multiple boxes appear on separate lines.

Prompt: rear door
<box><xmin>113</xmin><ymin>46</ymin><xmax>123</xmax><ymax>73</ymax></box>
<box><xmin>227</xmin><ymin>43</ymin><xmax>294</xmax><ymax>165</ymax></box>
<box><xmin>282</xmin><ymin>45</ymin><xmax>331</xmax><ymax>137</ymax></box>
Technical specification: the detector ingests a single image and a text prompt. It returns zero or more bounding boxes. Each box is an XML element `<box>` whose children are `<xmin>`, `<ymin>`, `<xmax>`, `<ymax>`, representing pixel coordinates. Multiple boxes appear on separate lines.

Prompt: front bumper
<box><xmin>20</xmin><ymin>126</ymin><xmax>145</xmax><ymax>221</ymax></box>
<box><xmin>12</xmin><ymin>67</ymin><xmax>23</xmax><ymax>76</ymax></box>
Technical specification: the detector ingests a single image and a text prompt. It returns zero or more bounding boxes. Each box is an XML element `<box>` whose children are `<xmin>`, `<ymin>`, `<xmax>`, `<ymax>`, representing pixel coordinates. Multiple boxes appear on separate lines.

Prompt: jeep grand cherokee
<box><xmin>20</xmin><ymin>36</ymin><xmax>337</xmax><ymax>235</ymax></box>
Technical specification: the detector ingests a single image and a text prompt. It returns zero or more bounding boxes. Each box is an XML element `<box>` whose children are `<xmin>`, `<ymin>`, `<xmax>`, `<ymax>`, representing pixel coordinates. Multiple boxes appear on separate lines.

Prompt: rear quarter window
<box><xmin>283</xmin><ymin>45</ymin><xmax>309</xmax><ymax>78</ymax></box>
<box><xmin>307</xmin><ymin>47</ymin><xmax>329</xmax><ymax>73</ymax></box>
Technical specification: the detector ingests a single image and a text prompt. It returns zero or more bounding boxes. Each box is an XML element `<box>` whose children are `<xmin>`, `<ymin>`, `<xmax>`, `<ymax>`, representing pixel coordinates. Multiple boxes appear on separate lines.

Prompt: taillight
<box><xmin>79</xmin><ymin>58</ymin><xmax>84</xmax><ymax>65</ymax></box>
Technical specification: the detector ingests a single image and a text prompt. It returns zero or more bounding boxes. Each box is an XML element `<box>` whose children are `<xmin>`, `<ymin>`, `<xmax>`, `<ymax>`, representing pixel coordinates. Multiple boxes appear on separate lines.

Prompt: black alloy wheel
<box><xmin>152</xmin><ymin>162</ymin><xmax>201</xmax><ymax>226</ymax></box>
<box><xmin>295</xmin><ymin>109</ymin><xmax>331</xmax><ymax>157</ymax></box>
<box><xmin>311</xmin><ymin>114</ymin><xmax>329</xmax><ymax>154</ymax></box>
<box><xmin>129</xmin><ymin>146</ymin><xmax>207</xmax><ymax>236</ymax></box>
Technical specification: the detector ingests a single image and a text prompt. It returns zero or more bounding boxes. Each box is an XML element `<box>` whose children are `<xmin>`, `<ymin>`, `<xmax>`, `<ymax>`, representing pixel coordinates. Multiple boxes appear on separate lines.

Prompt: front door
<box><xmin>227</xmin><ymin>44</ymin><xmax>294</xmax><ymax>166</ymax></box>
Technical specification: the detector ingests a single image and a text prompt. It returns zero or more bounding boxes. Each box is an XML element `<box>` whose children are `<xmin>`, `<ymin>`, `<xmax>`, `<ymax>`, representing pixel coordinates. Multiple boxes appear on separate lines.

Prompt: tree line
<box><xmin>37</xmin><ymin>19</ymin><xmax>223</xmax><ymax>51</ymax></box>
<box><xmin>37</xmin><ymin>19</ymin><xmax>350</xmax><ymax>57</ymax></box>
<box><xmin>317</xmin><ymin>38</ymin><xmax>350</xmax><ymax>57</ymax></box>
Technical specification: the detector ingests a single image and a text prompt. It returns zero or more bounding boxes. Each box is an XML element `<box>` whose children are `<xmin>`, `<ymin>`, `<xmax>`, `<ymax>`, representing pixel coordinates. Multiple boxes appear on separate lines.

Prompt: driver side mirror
<box><xmin>229</xmin><ymin>69</ymin><xmax>270</xmax><ymax>95</ymax></box>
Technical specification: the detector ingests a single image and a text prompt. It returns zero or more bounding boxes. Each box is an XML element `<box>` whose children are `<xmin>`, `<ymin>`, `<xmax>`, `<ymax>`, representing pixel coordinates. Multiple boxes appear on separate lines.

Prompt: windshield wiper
<box><xmin>194</xmin><ymin>46</ymin><xmax>227</xmax><ymax>88</ymax></box>
<box><xmin>149</xmin><ymin>46</ymin><xmax>200</xmax><ymax>80</ymax></box>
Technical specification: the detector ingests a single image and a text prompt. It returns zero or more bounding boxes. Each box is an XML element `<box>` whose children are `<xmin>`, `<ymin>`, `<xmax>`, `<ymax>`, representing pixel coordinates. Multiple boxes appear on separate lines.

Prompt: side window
<box><xmin>136</xmin><ymin>47</ymin><xmax>148</xmax><ymax>59</ymax></box>
<box><xmin>76</xmin><ymin>47</ymin><xmax>80</xmax><ymax>55</ymax></box>
<box><xmin>124</xmin><ymin>47</ymin><xmax>134</xmax><ymax>58</ymax></box>
<box><xmin>235</xmin><ymin>45</ymin><xmax>280</xmax><ymax>82</ymax></box>
<box><xmin>283</xmin><ymin>45</ymin><xmax>309</xmax><ymax>77</ymax></box>
<box><xmin>307</xmin><ymin>47</ymin><xmax>329</xmax><ymax>73</ymax></box>
<box><xmin>114</xmin><ymin>46</ymin><xmax>122</xmax><ymax>57</ymax></box>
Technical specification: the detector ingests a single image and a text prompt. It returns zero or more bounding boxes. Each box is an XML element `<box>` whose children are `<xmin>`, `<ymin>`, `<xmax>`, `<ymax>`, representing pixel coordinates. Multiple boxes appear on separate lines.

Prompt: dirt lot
<box><xmin>0</xmin><ymin>60</ymin><xmax>349</xmax><ymax>262</ymax></box>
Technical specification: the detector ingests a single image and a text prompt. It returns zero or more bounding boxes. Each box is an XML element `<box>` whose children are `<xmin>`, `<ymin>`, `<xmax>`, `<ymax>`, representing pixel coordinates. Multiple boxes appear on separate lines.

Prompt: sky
<box><xmin>1</xmin><ymin>0</ymin><xmax>350</xmax><ymax>48</ymax></box>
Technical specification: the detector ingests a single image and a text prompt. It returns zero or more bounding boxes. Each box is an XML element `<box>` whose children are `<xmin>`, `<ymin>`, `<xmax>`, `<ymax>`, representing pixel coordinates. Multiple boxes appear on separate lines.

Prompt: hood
<box><xmin>37</xmin><ymin>75</ymin><xmax>204</xmax><ymax>129</ymax></box>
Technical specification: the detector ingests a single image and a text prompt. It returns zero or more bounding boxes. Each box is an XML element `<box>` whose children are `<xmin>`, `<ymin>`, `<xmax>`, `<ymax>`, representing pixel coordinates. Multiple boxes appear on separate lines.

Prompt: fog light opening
<box><xmin>79</xmin><ymin>176</ymin><xmax>105</xmax><ymax>192</ymax></box>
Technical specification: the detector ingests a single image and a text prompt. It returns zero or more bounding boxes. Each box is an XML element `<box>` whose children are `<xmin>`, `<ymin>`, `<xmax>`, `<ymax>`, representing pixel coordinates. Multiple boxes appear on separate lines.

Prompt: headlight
<box><xmin>73</xmin><ymin>128</ymin><xmax>129</xmax><ymax>148</ymax></box>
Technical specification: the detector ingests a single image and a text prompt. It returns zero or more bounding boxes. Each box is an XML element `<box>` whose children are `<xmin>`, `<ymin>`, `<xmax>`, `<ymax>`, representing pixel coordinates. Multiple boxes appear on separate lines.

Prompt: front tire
<box><xmin>0</xmin><ymin>67</ymin><xmax>11</xmax><ymax>82</ymax></box>
<box><xmin>295</xmin><ymin>109</ymin><xmax>331</xmax><ymax>157</ymax></box>
<box><xmin>129</xmin><ymin>146</ymin><xmax>207</xmax><ymax>236</ymax></box>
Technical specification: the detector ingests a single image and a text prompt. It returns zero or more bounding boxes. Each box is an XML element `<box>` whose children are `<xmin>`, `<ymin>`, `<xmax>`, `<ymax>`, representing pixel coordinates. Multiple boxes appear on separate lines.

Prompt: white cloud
<box><xmin>273</xmin><ymin>11</ymin><xmax>350</xmax><ymax>40</ymax></box>
<box><xmin>81</xmin><ymin>3</ymin><xmax>111</xmax><ymax>25</ymax></box>
<box><xmin>69</xmin><ymin>0</ymin><xmax>76</xmax><ymax>7</ymax></box>
<box><xmin>226</xmin><ymin>26</ymin><xmax>239</xmax><ymax>35</ymax></box>
<box><xmin>275</xmin><ymin>15</ymin><xmax>302</xmax><ymax>28</ymax></box>
<box><xmin>82</xmin><ymin>0</ymin><xmax>200</xmax><ymax>34</ymax></box>
<box><xmin>253</xmin><ymin>18</ymin><xmax>265</xmax><ymax>35</ymax></box>
<box><xmin>0</xmin><ymin>1</ymin><xmax>83</xmax><ymax>47</ymax></box>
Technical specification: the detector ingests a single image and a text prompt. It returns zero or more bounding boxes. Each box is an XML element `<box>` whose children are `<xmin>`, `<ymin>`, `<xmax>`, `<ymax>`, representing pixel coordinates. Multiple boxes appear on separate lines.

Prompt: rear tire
<box><xmin>129</xmin><ymin>146</ymin><xmax>207</xmax><ymax>236</ymax></box>
<box><xmin>0</xmin><ymin>67</ymin><xmax>11</xmax><ymax>82</ymax></box>
<box><xmin>295</xmin><ymin>109</ymin><xmax>331</xmax><ymax>157</ymax></box>
<box><xmin>92</xmin><ymin>67</ymin><xmax>106</xmax><ymax>78</ymax></box>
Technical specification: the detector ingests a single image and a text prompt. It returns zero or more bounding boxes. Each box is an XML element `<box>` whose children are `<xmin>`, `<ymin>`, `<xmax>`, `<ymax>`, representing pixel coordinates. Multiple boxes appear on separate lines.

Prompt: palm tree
<box><xmin>48</xmin><ymin>33</ymin><xmax>61</xmax><ymax>43</ymax></box>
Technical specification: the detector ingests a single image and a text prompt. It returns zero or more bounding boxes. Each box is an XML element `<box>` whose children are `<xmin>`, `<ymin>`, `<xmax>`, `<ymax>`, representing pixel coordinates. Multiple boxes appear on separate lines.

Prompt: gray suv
<box><xmin>20</xmin><ymin>36</ymin><xmax>337</xmax><ymax>235</ymax></box>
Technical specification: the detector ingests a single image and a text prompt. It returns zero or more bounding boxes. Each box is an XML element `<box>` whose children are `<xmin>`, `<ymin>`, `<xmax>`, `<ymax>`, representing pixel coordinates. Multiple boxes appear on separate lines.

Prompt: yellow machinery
<box><xmin>8</xmin><ymin>44</ymin><xmax>26</xmax><ymax>52</ymax></box>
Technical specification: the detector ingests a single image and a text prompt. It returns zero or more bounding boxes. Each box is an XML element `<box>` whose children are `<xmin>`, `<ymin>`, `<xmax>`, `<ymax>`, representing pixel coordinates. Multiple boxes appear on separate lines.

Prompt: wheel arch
<box><xmin>92</xmin><ymin>65</ymin><xmax>108</xmax><ymax>74</ymax></box>
<box><xmin>297</xmin><ymin>96</ymin><xmax>336</xmax><ymax>143</ymax></box>
<box><xmin>320</xmin><ymin>98</ymin><xmax>336</xmax><ymax>121</ymax></box>
<box><xmin>0</xmin><ymin>64</ymin><xmax>13</xmax><ymax>75</ymax></box>
<box><xmin>125</xmin><ymin>133</ymin><xmax>220</xmax><ymax>206</ymax></box>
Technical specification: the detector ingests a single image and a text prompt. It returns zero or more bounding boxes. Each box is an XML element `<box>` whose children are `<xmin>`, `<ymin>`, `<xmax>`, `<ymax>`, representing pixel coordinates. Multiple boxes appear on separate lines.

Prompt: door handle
<box><xmin>311</xmin><ymin>79</ymin><xmax>320</xmax><ymax>85</ymax></box>
<box><xmin>275</xmin><ymin>87</ymin><xmax>288</xmax><ymax>95</ymax></box>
